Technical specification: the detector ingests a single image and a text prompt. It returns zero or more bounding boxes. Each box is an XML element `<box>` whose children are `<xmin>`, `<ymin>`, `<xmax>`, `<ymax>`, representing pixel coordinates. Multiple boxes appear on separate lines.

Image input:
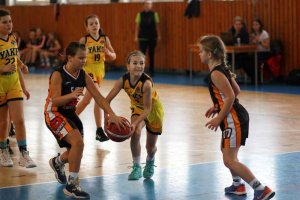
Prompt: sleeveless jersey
<box><xmin>207</xmin><ymin>65</ymin><xmax>249</xmax><ymax>147</ymax></box>
<box><xmin>44</xmin><ymin>66</ymin><xmax>86</xmax><ymax>114</ymax></box>
<box><xmin>84</xmin><ymin>34</ymin><xmax>105</xmax><ymax>68</ymax></box>
<box><xmin>122</xmin><ymin>72</ymin><xmax>159</xmax><ymax>108</ymax></box>
<box><xmin>0</xmin><ymin>34</ymin><xmax>19</xmax><ymax>80</ymax></box>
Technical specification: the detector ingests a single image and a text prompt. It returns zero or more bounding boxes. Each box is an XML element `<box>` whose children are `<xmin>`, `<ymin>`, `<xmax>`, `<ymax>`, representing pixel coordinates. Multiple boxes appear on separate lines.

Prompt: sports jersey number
<box><xmin>5</xmin><ymin>57</ymin><xmax>16</xmax><ymax>65</ymax></box>
<box><xmin>94</xmin><ymin>53</ymin><xmax>101</xmax><ymax>62</ymax></box>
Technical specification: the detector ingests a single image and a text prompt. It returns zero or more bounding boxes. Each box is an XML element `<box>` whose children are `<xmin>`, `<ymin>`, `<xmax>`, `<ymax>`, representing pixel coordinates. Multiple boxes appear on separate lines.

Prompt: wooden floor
<box><xmin>1</xmin><ymin>74</ymin><xmax>300</xmax><ymax>189</ymax></box>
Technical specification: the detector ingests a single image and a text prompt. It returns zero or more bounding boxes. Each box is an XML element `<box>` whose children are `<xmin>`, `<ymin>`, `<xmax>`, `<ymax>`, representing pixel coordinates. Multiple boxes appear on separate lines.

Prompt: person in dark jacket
<box><xmin>134</xmin><ymin>1</ymin><xmax>161</xmax><ymax>76</ymax></box>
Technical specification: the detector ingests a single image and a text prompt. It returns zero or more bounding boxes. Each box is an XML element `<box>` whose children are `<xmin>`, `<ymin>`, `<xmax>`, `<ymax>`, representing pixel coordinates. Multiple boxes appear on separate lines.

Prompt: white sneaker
<box><xmin>19</xmin><ymin>151</ymin><xmax>37</xmax><ymax>168</ymax></box>
<box><xmin>0</xmin><ymin>148</ymin><xmax>13</xmax><ymax>167</ymax></box>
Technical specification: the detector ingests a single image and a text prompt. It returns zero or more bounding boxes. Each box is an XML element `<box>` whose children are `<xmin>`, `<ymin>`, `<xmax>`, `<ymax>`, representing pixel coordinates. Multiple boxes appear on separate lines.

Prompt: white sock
<box><xmin>249</xmin><ymin>178</ymin><xmax>265</xmax><ymax>191</ymax></box>
<box><xmin>232</xmin><ymin>176</ymin><xmax>242</xmax><ymax>186</ymax></box>
<box><xmin>133</xmin><ymin>156</ymin><xmax>140</xmax><ymax>165</ymax></box>
<box><xmin>69</xmin><ymin>172</ymin><xmax>79</xmax><ymax>180</ymax></box>
<box><xmin>55</xmin><ymin>155</ymin><xmax>64</xmax><ymax>165</ymax></box>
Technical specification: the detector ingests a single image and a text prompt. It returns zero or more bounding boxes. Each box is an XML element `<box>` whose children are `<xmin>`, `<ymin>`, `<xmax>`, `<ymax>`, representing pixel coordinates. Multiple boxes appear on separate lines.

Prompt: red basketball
<box><xmin>104</xmin><ymin>117</ymin><xmax>132</xmax><ymax>142</ymax></box>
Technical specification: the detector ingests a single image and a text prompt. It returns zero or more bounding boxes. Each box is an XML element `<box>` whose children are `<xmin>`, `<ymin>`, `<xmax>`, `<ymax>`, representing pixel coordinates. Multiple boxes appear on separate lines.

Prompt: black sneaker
<box><xmin>64</xmin><ymin>176</ymin><xmax>90</xmax><ymax>199</ymax></box>
<box><xmin>49</xmin><ymin>154</ymin><xmax>67</xmax><ymax>184</ymax></box>
<box><xmin>6</xmin><ymin>139</ymin><xmax>13</xmax><ymax>155</ymax></box>
<box><xmin>96</xmin><ymin>127</ymin><xmax>109</xmax><ymax>142</ymax></box>
<box><xmin>9</xmin><ymin>123</ymin><xmax>16</xmax><ymax>138</ymax></box>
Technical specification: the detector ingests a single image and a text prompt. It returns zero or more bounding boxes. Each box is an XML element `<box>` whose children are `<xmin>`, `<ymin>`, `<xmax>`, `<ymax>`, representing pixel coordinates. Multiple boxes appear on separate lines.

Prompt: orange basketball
<box><xmin>104</xmin><ymin>117</ymin><xmax>132</xmax><ymax>142</ymax></box>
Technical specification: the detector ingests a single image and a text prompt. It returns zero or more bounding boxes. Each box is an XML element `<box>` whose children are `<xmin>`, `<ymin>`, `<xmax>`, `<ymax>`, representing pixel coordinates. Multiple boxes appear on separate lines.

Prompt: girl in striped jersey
<box><xmin>76</xmin><ymin>14</ymin><xmax>116</xmax><ymax>142</ymax></box>
<box><xmin>199</xmin><ymin>35</ymin><xmax>274</xmax><ymax>200</ymax></box>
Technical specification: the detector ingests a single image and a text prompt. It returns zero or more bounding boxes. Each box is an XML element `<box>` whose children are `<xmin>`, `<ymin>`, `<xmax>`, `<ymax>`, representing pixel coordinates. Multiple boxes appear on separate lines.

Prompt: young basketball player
<box><xmin>45</xmin><ymin>42</ymin><xmax>126</xmax><ymax>198</ymax></box>
<box><xmin>198</xmin><ymin>35</ymin><xmax>275</xmax><ymax>200</ymax></box>
<box><xmin>76</xmin><ymin>14</ymin><xmax>116</xmax><ymax>143</ymax></box>
<box><xmin>106</xmin><ymin>50</ymin><xmax>164</xmax><ymax>180</ymax></box>
<box><xmin>0</xmin><ymin>8</ymin><xmax>36</xmax><ymax>168</ymax></box>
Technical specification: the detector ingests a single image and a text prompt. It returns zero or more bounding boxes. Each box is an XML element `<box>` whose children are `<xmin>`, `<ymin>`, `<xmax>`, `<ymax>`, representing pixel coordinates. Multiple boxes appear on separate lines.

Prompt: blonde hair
<box><xmin>126</xmin><ymin>50</ymin><xmax>145</xmax><ymax>64</ymax></box>
<box><xmin>199</xmin><ymin>35</ymin><xmax>236</xmax><ymax>78</ymax></box>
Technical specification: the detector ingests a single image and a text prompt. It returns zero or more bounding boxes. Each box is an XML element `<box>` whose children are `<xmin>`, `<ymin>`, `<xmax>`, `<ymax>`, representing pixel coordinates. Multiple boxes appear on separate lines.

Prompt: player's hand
<box><xmin>205</xmin><ymin>117</ymin><xmax>221</xmax><ymax>132</ymax></box>
<box><xmin>23</xmin><ymin>89</ymin><xmax>30</xmax><ymax>100</ymax></box>
<box><xmin>70</xmin><ymin>88</ymin><xmax>83</xmax><ymax>99</ymax></box>
<box><xmin>1</xmin><ymin>64</ymin><xmax>16</xmax><ymax>73</ymax></box>
<box><xmin>205</xmin><ymin>106</ymin><xmax>217</xmax><ymax>118</ymax></box>
<box><xmin>107</xmin><ymin>115</ymin><xmax>128</xmax><ymax>131</ymax></box>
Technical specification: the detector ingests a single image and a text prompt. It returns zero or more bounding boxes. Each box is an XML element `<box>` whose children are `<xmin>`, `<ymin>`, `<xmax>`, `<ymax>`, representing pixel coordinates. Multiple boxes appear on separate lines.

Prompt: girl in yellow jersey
<box><xmin>76</xmin><ymin>14</ymin><xmax>116</xmax><ymax>142</ymax></box>
<box><xmin>0</xmin><ymin>9</ymin><xmax>36</xmax><ymax>168</ymax></box>
<box><xmin>106</xmin><ymin>50</ymin><xmax>164</xmax><ymax>180</ymax></box>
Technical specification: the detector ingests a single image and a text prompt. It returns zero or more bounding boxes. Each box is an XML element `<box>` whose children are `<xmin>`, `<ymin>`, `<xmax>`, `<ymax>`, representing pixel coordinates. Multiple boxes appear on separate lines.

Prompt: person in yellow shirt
<box><xmin>106</xmin><ymin>50</ymin><xmax>164</xmax><ymax>180</ymax></box>
<box><xmin>0</xmin><ymin>8</ymin><xmax>36</xmax><ymax>168</ymax></box>
<box><xmin>76</xmin><ymin>14</ymin><xmax>116</xmax><ymax>142</ymax></box>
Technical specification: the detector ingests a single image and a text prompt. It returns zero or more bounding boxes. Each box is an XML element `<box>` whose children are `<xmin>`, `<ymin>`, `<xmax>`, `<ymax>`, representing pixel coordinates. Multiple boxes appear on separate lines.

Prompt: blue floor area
<box><xmin>1</xmin><ymin>152</ymin><xmax>300</xmax><ymax>200</ymax></box>
<box><xmin>30</xmin><ymin>68</ymin><xmax>300</xmax><ymax>95</ymax></box>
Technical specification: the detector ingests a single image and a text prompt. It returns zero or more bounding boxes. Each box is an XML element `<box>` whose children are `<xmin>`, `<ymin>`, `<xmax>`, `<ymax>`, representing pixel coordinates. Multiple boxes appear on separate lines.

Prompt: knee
<box><xmin>223</xmin><ymin>157</ymin><xmax>235</xmax><ymax>169</ymax></box>
<box><xmin>70</xmin><ymin>138</ymin><xmax>84</xmax><ymax>151</ymax></box>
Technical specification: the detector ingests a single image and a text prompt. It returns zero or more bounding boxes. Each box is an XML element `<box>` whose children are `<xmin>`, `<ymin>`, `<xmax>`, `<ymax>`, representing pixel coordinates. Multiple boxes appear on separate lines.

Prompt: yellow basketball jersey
<box><xmin>122</xmin><ymin>73</ymin><xmax>159</xmax><ymax>108</ymax></box>
<box><xmin>0</xmin><ymin>34</ymin><xmax>19</xmax><ymax>81</ymax></box>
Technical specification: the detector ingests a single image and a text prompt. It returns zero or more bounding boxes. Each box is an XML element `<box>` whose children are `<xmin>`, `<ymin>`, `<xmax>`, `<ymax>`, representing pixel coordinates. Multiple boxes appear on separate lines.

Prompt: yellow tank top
<box><xmin>0</xmin><ymin>34</ymin><xmax>19</xmax><ymax>80</ymax></box>
<box><xmin>122</xmin><ymin>73</ymin><xmax>159</xmax><ymax>108</ymax></box>
<box><xmin>84</xmin><ymin>34</ymin><xmax>106</xmax><ymax>72</ymax></box>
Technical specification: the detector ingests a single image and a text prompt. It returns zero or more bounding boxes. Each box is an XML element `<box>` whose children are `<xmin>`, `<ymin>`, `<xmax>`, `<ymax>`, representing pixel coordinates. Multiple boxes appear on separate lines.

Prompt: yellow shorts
<box><xmin>83</xmin><ymin>63</ymin><xmax>105</xmax><ymax>86</ymax></box>
<box><xmin>0</xmin><ymin>73</ymin><xmax>23</xmax><ymax>107</ymax></box>
<box><xmin>131</xmin><ymin>99</ymin><xmax>164</xmax><ymax>135</ymax></box>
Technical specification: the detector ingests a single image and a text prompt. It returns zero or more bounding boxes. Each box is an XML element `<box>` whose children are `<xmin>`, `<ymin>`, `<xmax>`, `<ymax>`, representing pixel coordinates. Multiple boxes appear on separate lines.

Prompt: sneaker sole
<box><xmin>18</xmin><ymin>162</ymin><xmax>36</xmax><ymax>168</ymax></box>
<box><xmin>63</xmin><ymin>188</ymin><xmax>90</xmax><ymax>199</ymax></box>
<box><xmin>261</xmin><ymin>191</ymin><xmax>275</xmax><ymax>200</ymax></box>
<box><xmin>226</xmin><ymin>191</ymin><xmax>247</xmax><ymax>195</ymax></box>
<box><xmin>49</xmin><ymin>159</ymin><xmax>65</xmax><ymax>184</ymax></box>
<box><xmin>0</xmin><ymin>163</ymin><xmax>13</xmax><ymax>167</ymax></box>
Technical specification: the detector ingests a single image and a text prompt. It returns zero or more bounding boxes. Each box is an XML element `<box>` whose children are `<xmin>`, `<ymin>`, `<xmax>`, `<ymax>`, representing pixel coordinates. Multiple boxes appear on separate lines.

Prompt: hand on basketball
<box><xmin>205</xmin><ymin>106</ymin><xmax>217</xmax><ymax>118</ymax></box>
<box><xmin>107</xmin><ymin>115</ymin><xmax>128</xmax><ymax>131</ymax></box>
<box><xmin>205</xmin><ymin>117</ymin><xmax>221</xmax><ymax>132</ymax></box>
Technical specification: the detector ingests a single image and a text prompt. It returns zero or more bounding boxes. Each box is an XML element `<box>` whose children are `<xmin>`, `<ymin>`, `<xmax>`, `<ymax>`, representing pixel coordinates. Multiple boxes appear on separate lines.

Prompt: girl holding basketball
<box><xmin>199</xmin><ymin>35</ymin><xmax>275</xmax><ymax>200</ymax></box>
<box><xmin>76</xmin><ymin>14</ymin><xmax>116</xmax><ymax>143</ymax></box>
<box><xmin>106</xmin><ymin>50</ymin><xmax>164</xmax><ymax>180</ymax></box>
<box><xmin>44</xmin><ymin>42</ymin><xmax>125</xmax><ymax>198</ymax></box>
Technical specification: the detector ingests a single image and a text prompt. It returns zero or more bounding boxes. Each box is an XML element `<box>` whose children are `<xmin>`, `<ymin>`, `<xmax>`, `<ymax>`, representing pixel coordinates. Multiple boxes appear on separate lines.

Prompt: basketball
<box><xmin>104</xmin><ymin>117</ymin><xmax>132</xmax><ymax>142</ymax></box>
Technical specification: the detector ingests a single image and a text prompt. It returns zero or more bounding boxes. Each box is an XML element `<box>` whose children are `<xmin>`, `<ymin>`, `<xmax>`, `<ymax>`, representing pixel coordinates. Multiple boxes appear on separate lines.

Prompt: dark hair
<box><xmin>251</xmin><ymin>18</ymin><xmax>264</xmax><ymax>34</ymax></box>
<box><xmin>0</xmin><ymin>9</ymin><xmax>10</xmax><ymax>18</ymax></box>
<box><xmin>126</xmin><ymin>50</ymin><xmax>145</xmax><ymax>64</ymax></box>
<box><xmin>84</xmin><ymin>14</ymin><xmax>104</xmax><ymax>35</ymax></box>
<box><xmin>66</xmin><ymin>41</ymin><xmax>86</xmax><ymax>57</ymax></box>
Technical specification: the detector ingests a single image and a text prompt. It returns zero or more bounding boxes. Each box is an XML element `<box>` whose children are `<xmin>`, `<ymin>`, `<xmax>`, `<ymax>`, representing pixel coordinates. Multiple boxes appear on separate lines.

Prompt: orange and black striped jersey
<box><xmin>84</xmin><ymin>34</ymin><xmax>106</xmax><ymax>65</ymax></box>
<box><xmin>0</xmin><ymin>34</ymin><xmax>18</xmax><ymax>77</ymax></box>
<box><xmin>207</xmin><ymin>65</ymin><xmax>249</xmax><ymax>147</ymax></box>
<box><xmin>44</xmin><ymin>66</ymin><xmax>86</xmax><ymax>113</ymax></box>
<box><xmin>122</xmin><ymin>72</ymin><xmax>159</xmax><ymax>108</ymax></box>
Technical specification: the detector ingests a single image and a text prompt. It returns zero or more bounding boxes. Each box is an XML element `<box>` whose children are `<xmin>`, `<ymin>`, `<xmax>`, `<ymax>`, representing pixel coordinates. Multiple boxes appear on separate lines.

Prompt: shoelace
<box><xmin>55</xmin><ymin>163</ymin><xmax>65</xmax><ymax>176</ymax></box>
<box><xmin>142</xmin><ymin>162</ymin><xmax>157</xmax><ymax>169</ymax></box>
<box><xmin>71</xmin><ymin>179</ymin><xmax>83</xmax><ymax>192</ymax></box>
<box><xmin>1</xmin><ymin>149</ymin><xmax>11</xmax><ymax>162</ymax></box>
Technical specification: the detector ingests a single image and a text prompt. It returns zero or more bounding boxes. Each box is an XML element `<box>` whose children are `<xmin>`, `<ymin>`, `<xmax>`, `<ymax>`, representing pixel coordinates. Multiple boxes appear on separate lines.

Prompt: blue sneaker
<box><xmin>128</xmin><ymin>163</ymin><xmax>142</xmax><ymax>180</ymax></box>
<box><xmin>253</xmin><ymin>186</ymin><xmax>275</xmax><ymax>200</ymax></box>
<box><xmin>143</xmin><ymin>160</ymin><xmax>156</xmax><ymax>179</ymax></box>
<box><xmin>225</xmin><ymin>184</ymin><xmax>247</xmax><ymax>195</ymax></box>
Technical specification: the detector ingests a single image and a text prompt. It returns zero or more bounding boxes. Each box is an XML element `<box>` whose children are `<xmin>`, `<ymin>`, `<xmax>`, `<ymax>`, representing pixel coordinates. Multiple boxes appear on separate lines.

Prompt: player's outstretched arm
<box><xmin>105</xmin><ymin>77</ymin><xmax>123</xmax><ymax>104</ymax></box>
